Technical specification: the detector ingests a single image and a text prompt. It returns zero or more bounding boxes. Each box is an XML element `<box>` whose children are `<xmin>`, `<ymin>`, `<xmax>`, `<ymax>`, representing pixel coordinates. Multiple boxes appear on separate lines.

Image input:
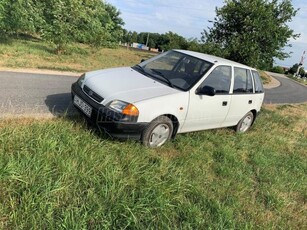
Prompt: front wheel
<box><xmin>235</xmin><ymin>111</ymin><xmax>254</xmax><ymax>133</ymax></box>
<box><xmin>141</xmin><ymin>116</ymin><xmax>173</xmax><ymax>148</ymax></box>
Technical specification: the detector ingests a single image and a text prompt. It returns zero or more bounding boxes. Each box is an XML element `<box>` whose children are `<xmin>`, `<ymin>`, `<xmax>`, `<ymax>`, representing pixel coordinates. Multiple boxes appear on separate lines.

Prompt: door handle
<box><xmin>248</xmin><ymin>100</ymin><xmax>252</xmax><ymax>104</ymax></box>
<box><xmin>222</xmin><ymin>101</ymin><xmax>228</xmax><ymax>106</ymax></box>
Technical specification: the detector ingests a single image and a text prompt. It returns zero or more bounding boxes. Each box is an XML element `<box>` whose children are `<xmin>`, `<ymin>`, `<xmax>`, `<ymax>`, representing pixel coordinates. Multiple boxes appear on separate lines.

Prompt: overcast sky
<box><xmin>106</xmin><ymin>0</ymin><xmax>307</xmax><ymax>69</ymax></box>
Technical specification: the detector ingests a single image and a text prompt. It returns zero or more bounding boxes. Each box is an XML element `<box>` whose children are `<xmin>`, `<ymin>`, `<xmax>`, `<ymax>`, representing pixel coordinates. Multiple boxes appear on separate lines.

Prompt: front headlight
<box><xmin>77</xmin><ymin>74</ymin><xmax>85</xmax><ymax>87</ymax></box>
<box><xmin>108</xmin><ymin>100</ymin><xmax>139</xmax><ymax>116</ymax></box>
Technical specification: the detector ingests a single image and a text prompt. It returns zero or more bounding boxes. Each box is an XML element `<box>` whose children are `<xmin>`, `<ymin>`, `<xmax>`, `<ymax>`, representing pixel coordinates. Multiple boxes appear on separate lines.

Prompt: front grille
<box><xmin>83</xmin><ymin>85</ymin><xmax>104</xmax><ymax>103</ymax></box>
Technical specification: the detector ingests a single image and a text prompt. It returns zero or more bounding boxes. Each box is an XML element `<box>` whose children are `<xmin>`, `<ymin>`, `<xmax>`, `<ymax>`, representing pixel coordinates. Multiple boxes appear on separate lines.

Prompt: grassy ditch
<box><xmin>287</xmin><ymin>74</ymin><xmax>307</xmax><ymax>86</ymax></box>
<box><xmin>0</xmin><ymin>104</ymin><xmax>306</xmax><ymax>229</ymax></box>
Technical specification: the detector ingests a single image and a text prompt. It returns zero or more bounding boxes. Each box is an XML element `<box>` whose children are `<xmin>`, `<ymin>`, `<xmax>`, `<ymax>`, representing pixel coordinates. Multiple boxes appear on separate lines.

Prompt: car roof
<box><xmin>174</xmin><ymin>49</ymin><xmax>256</xmax><ymax>70</ymax></box>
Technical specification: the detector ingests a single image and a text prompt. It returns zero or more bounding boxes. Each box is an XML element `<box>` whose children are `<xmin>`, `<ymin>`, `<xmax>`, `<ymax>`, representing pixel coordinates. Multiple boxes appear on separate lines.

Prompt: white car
<box><xmin>71</xmin><ymin>50</ymin><xmax>264</xmax><ymax>147</ymax></box>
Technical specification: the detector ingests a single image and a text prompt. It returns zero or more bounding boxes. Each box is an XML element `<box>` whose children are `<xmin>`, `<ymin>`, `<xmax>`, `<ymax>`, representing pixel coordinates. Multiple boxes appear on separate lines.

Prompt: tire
<box><xmin>235</xmin><ymin>111</ymin><xmax>254</xmax><ymax>133</ymax></box>
<box><xmin>141</xmin><ymin>116</ymin><xmax>173</xmax><ymax>148</ymax></box>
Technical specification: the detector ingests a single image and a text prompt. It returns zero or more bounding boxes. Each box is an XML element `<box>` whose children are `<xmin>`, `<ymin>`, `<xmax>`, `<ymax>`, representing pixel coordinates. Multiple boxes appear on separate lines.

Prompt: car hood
<box><xmin>83</xmin><ymin>67</ymin><xmax>180</xmax><ymax>105</ymax></box>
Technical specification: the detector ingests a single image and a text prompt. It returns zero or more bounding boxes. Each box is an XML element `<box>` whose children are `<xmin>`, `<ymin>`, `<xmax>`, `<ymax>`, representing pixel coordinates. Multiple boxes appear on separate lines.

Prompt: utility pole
<box><xmin>145</xmin><ymin>33</ymin><xmax>149</xmax><ymax>47</ymax></box>
<box><xmin>295</xmin><ymin>51</ymin><xmax>305</xmax><ymax>78</ymax></box>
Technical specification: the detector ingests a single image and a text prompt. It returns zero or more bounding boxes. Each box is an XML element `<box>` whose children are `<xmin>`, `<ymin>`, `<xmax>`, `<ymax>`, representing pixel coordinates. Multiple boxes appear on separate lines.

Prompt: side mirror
<box><xmin>196</xmin><ymin>85</ymin><xmax>216</xmax><ymax>96</ymax></box>
<box><xmin>140</xmin><ymin>59</ymin><xmax>145</xmax><ymax>63</ymax></box>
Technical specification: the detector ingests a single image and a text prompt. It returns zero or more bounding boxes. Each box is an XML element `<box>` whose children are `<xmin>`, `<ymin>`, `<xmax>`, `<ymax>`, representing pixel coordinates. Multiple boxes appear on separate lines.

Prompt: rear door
<box><xmin>223</xmin><ymin>67</ymin><xmax>257</xmax><ymax>127</ymax></box>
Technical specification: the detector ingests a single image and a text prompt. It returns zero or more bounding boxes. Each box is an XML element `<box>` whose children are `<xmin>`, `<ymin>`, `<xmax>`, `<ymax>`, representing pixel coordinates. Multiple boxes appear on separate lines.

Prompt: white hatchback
<box><xmin>71</xmin><ymin>50</ymin><xmax>264</xmax><ymax>147</ymax></box>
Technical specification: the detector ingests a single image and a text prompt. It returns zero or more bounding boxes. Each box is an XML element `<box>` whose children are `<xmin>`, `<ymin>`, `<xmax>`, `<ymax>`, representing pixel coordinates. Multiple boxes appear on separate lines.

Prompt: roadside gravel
<box><xmin>0</xmin><ymin>67</ymin><xmax>81</xmax><ymax>77</ymax></box>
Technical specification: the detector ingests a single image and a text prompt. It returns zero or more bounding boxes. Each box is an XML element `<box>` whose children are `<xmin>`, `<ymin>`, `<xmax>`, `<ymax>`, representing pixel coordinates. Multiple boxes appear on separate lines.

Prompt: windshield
<box><xmin>132</xmin><ymin>50</ymin><xmax>213</xmax><ymax>91</ymax></box>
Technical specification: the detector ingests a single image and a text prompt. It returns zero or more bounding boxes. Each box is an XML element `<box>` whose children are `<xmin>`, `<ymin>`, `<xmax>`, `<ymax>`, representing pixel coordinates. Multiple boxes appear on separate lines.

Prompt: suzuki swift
<box><xmin>71</xmin><ymin>50</ymin><xmax>264</xmax><ymax>147</ymax></box>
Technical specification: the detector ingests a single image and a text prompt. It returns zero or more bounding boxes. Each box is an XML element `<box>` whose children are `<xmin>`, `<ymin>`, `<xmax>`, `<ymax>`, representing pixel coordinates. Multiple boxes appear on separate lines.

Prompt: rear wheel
<box><xmin>142</xmin><ymin>116</ymin><xmax>173</xmax><ymax>148</ymax></box>
<box><xmin>236</xmin><ymin>111</ymin><xmax>254</xmax><ymax>133</ymax></box>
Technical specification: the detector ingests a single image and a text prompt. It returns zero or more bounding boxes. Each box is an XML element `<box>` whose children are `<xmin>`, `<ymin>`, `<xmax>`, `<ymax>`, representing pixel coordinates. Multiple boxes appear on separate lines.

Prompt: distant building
<box><xmin>150</xmin><ymin>48</ymin><xmax>159</xmax><ymax>53</ymax></box>
<box><xmin>120</xmin><ymin>42</ymin><xmax>159</xmax><ymax>53</ymax></box>
<box><xmin>132</xmin><ymin>43</ymin><xmax>149</xmax><ymax>51</ymax></box>
<box><xmin>281</xmin><ymin>66</ymin><xmax>289</xmax><ymax>72</ymax></box>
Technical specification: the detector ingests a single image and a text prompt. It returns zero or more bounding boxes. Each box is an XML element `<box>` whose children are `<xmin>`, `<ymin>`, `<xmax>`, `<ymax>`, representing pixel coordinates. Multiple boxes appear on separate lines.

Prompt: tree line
<box><xmin>0</xmin><ymin>0</ymin><xmax>299</xmax><ymax>70</ymax></box>
<box><xmin>121</xmin><ymin>31</ymin><xmax>213</xmax><ymax>53</ymax></box>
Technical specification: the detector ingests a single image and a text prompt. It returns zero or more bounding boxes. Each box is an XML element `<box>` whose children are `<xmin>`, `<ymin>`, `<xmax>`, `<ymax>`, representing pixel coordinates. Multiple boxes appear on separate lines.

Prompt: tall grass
<box><xmin>0</xmin><ymin>104</ymin><xmax>306</xmax><ymax>229</ymax></box>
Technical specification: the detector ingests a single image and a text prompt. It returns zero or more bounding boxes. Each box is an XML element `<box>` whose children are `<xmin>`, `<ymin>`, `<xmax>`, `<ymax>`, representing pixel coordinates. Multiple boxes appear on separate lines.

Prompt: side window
<box><xmin>233</xmin><ymin>67</ymin><xmax>254</xmax><ymax>94</ymax></box>
<box><xmin>252</xmin><ymin>71</ymin><xmax>264</xmax><ymax>93</ymax></box>
<box><xmin>201</xmin><ymin>66</ymin><xmax>232</xmax><ymax>94</ymax></box>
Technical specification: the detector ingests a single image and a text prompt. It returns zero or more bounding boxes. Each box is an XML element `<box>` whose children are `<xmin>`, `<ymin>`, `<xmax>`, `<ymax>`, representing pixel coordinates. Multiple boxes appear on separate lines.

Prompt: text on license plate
<box><xmin>73</xmin><ymin>95</ymin><xmax>92</xmax><ymax>117</ymax></box>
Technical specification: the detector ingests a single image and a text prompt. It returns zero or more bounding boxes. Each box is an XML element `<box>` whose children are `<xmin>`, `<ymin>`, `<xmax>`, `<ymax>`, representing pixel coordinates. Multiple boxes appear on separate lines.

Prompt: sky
<box><xmin>106</xmin><ymin>0</ymin><xmax>307</xmax><ymax>70</ymax></box>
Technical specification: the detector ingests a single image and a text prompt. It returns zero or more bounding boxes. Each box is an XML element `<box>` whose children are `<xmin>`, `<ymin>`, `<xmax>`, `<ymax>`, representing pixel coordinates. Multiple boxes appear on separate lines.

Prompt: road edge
<box><xmin>264</xmin><ymin>72</ymin><xmax>281</xmax><ymax>89</ymax></box>
<box><xmin>0</xmin><ymin>67</ymin><xmax>81</xmax><ymax>77</ymax></box>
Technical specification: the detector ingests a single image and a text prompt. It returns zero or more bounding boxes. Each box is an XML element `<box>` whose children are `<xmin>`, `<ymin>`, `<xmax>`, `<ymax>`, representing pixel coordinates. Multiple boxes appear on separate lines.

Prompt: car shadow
<box><xmin>45</xmin><ymin>93</ymin><xmax>77</xmax><ymax>117</ymax></box>
<box><xmin>45</xmin><ymin>93</ymin><xmax>115</xmax><ymax>141</ymax></box>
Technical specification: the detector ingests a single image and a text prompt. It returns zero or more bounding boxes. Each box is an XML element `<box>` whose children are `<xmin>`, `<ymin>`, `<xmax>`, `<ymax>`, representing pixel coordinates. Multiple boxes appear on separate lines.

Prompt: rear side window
<box><xmin>252</xmin><ymin>71</ymin><xmax>264</xmax><ymax>93</ymax></box>
<box><xmin>201</xmin><ymin>65</ymin><xmax>232</xmax><ymax>94</ymax></box>
<box><xmin>233</xmin><ymin>67</ymin><xmax>254</xmax><ymax>94</ymax></box>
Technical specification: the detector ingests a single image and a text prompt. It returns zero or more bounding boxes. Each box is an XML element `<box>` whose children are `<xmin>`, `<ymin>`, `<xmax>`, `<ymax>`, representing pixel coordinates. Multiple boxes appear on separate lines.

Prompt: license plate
<box><xmin>73</xmin><ymin>95</ymin><xmax>92</xmax><ymax>117</ymax></box>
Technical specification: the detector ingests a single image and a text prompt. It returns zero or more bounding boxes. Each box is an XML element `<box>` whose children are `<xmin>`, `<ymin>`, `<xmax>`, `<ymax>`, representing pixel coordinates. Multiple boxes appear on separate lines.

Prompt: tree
<box><xmin>39</xmin><ymin>0</ymin><xmax>124</xmax><ymax>53</ymax></box>
<box><xmin>137</xmin><ymin>32</ymin><xmax>148</xmax><ymax>45</ymax></box>
<box><xmin>202</xmin><ymin>0</ymin><xmax>299</xmax><ymax>69</ymax></box>
<box><xmin>0</xmin><ymin>0</ymin><xmax>124</xmax><ymax>52</ymax></box>
<box><xmin>0</xmin><ymin>1</ymin><xmax>5</xmax><ymax>35</ymax></box>
<box><xmin>270</xmin><ymin>66</ymin><xmax>285</xmax><ymax>74</ymax></box>
<box><xmin>129</xmin><ymin>32</ymin><xmax>160</xmax><ymax>48</ymax></box>
<box><xmin>101</xmin><ymin>3</ymin><xmax>124</xmax><ymax>46</ymax></box>
<box><xmin>288</xmin><ymin>63</ymin><xmax>305</xmax><ymax>76</ymax></box>
<box><xmin>130</xmin><ymin>31</ymin><xmax>138</xmax><ymax>43</ymax></box>
<box><xmin>0</xmin><ymin>0</ymin><xmax>44</xmax><ymax>36</ymax></box>
<box><xmin>159</xmin><ymin>32</ymin><xmax>188</xmax><ymax>51</ymax></box>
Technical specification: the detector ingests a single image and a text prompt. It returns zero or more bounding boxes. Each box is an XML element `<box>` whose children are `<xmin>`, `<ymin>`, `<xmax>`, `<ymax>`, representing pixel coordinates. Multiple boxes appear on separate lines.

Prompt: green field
<box><xmin>0</xmin><ymin>104</ymin><xmax>306</xmax><ymax>229</ymax></box>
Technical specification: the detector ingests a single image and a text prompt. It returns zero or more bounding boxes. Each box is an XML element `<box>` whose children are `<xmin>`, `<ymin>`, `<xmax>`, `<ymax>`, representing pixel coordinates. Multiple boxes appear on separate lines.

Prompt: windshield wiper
<box><xmin>133</xmin><ymin>64</ymin><xmax>145</xmax><ymax>73</ymax></box>
<box><xmin>150</xmin><ymin>69</ymin><xmax>174</xmax><ymax>88</ymax></box>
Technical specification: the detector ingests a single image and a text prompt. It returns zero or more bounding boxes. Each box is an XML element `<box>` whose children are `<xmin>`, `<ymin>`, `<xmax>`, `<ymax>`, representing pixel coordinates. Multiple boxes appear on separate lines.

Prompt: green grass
<box><xmin>259</xmin><ymin>70</ymin><xmax>271</xmax><ymax>84</ymax></box>
<box><xmin>0</xmin><ymin>104</ymin><xmax>306</xmax><ymax>229</ymax></box>
<box><xmin>0</xmin><ymin>38</ymin><xmax>155</xmax><ymax>72</ymax></box>
<box><xmin>287</xmin><ymin>74</ymin><xmax>307</xmax><ymax>86</ymax></box>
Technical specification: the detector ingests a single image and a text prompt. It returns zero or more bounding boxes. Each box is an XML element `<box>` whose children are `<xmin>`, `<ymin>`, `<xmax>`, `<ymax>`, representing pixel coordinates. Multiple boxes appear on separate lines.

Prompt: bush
<box><xmin>270</xmin><ymin>66</ymin><xmax>285</xmax><ymax>74</ymax></box>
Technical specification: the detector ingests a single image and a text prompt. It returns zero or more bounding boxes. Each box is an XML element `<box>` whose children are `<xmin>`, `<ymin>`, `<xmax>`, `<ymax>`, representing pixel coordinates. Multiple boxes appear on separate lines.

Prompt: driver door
<box><xmin>180</xmin><ymin>65</ymin><xmax>232</xmax><ymax>133</ymax></box>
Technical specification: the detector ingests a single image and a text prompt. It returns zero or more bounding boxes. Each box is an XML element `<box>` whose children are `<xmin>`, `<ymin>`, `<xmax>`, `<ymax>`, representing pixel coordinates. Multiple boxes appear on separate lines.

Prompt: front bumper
<box><xmin>71</xmin><ymin>82</ymin><xmax>148</xmax><ymax>139</ymax></box>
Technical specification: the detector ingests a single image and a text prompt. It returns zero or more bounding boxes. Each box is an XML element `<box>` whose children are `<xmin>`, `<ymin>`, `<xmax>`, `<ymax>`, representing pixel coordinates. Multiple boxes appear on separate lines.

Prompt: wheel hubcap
<box><xmin>240</xmin><ymin>115</ymin><xmax>252</xmax><ymax>132</ymax></box>
<box><xmin>149</xmin><ymin>124</ymin><xmax>170</xmax><ymax>147</ymax></box>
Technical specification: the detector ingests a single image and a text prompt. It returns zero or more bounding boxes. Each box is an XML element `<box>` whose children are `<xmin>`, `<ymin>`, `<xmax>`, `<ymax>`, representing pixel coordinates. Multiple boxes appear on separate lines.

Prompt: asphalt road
<box><xmin>264</xmin><ymin>72</ymin><xmax>307</xmax><ymax>104</ymax></box>
<box><xmin>0</xmin><ymin>71</ymin><xmax>306</xmax><ymax>117</ymax></box>
<box><xmin>0</xmin><ymin>71</ymin><xmax>78</xmax><ymax>116</ymax></box>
